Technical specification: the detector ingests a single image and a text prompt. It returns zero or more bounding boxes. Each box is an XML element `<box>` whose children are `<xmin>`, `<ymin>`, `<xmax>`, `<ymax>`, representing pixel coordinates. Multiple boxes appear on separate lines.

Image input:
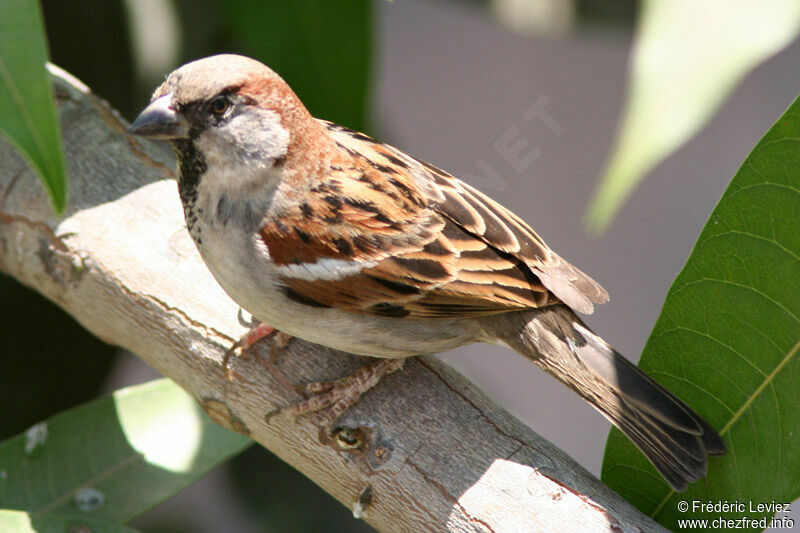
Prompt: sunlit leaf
<box><xmin>0</xmin><ymin>509</ymin><xmax>139</xmax><ymax>533</ymax></box>
<box><xmin>602</xmin><ymin>94</ymin><xmax>800</xmax><ymax>530</ymax></box>
<box><xmin>0</xmin><ymin>379</ymin><xmax>251</xmax><ymax>523</ymax></box>
<box><xmin>585</xmin><ymin>0</ymin><xmax>800</xmax><ymax>233</ymax></box>
<box><xmin>0</xmin><ymin>0</ymin><xmax>67</xmax><ymax>212</ymax></box>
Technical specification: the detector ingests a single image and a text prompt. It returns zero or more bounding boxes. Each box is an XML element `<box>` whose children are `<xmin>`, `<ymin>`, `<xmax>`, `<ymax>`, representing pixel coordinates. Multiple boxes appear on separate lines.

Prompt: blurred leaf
<box><xmin>0</xmin><ymin>0</ymin><xmax>67</xmax><ymax>212</ymax></box>
<box><xmin>602</xmin><ymin>94</ymin><xmax>800</xmax><ymax>530</ymax></box>
<box><xmin>0</xmin><ymin>509</ymin><xmax>139</xmax><ymax>533</ymax></box>
<box><xmin>585</xmin><ymin>0</ymin><xmax>800</xmax><ymax>233</ymax></box>
<box><xmin>220</xmin><ymin>0</ymin><xmax>372</xmax><ymax>130</ymax></box>
<box><xmin>0</xmin><ymin>379</ymin><xmax>252</xmax><ymax>523</ymax></box>
<box><xmin>490</xmin><ymin>0</ymin><xmax>575</xmax><ymax>37</ymax></box>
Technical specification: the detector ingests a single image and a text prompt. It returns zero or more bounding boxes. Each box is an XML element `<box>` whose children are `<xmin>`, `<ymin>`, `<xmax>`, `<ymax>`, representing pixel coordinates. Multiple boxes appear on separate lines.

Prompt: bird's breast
<box><xmin>182</xmin><ymin>169</ymin><xmax>480</xmax><ymax>357</ymax></box>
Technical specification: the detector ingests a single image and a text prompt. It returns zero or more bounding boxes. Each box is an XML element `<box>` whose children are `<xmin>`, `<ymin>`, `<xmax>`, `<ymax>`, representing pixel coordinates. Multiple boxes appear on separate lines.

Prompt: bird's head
<box><xmin>130</xmin><ymin>54</ymin><xmax>317</xmax><ymax>174</ymax></box>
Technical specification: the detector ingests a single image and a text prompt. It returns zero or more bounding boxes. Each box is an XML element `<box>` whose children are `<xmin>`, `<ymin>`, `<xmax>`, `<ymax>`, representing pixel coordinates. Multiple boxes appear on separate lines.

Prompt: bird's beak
<box><xmin>129</xmin><ymin>93</ymin><xmax>189</xmax><ymax>139</ymax></box>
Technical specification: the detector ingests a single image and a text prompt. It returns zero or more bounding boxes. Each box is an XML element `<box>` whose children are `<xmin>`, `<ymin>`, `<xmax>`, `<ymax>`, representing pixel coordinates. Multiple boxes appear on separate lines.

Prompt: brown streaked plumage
<box><xmin>129</xmin><ymin>54</ymin><xmax>725</xmax><ymax>492</ymax></box>
<box><xmin>261</xmin><ymin>121</ymin><xmax>599</xmax><ymax>317</ymax></box>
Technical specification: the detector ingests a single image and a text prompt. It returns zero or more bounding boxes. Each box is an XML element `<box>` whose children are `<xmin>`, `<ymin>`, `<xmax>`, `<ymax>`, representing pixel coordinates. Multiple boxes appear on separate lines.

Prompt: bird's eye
<box><xmin>209</xmin><ymin>95</ymin><xmax>230</xmax><ymax>116</ymax></box>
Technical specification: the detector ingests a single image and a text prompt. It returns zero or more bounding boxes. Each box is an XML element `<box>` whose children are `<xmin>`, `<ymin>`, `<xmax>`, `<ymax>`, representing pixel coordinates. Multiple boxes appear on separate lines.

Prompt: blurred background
<box><xmin>2</xmin><ymin>0</ymin><xmax>798</xmax><ymax>531</ymax></box>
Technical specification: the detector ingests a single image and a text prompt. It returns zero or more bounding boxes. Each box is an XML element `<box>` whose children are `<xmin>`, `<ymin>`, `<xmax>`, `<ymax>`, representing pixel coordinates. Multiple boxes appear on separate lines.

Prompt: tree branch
<box><xmin>0</xmin><ymin>66</ymin><xmax>666</xmax><ymax>532</ymax></box>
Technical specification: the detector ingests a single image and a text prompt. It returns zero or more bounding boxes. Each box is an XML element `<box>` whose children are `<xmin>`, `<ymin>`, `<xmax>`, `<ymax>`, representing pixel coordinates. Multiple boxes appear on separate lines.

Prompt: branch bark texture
<box><xmin>0</xmin><ymin>66</ymin><xmax>667</xmax><ymax>532</ymax></box>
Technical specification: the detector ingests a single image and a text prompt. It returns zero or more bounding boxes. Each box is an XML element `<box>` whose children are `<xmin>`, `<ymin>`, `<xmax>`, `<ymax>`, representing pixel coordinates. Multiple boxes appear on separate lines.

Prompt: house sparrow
<box><xmin>130</xmin><ymin>54</ymin><xmax>725</xmax><ymax>491</ymax></box>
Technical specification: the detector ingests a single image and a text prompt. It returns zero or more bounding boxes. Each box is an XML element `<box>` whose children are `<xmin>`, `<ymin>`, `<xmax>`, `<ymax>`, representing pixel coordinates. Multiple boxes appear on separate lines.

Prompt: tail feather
<box><xmin>610</xmin><ymin>401</ymin><xmax>709</xmax><ymax>489</ymax></box>
<box><xmin>481</xmin><ymin>305</ymin><xmax>726</xmax><ymax>492</ymax></box>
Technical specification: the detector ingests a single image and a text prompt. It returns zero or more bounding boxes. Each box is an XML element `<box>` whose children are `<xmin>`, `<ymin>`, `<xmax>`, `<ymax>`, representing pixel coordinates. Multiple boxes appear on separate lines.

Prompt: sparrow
<box><xmin>129</xmin><ymin>54</ymin><xmax>725</xmax><ymax>491</ymax></box>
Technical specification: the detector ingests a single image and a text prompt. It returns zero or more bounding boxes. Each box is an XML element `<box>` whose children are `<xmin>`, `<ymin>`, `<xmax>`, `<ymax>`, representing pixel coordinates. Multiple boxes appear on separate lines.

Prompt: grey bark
<box><xmin>0</xmin><ymin>65</ymin><xmax>667</xmax><ymax>533</ymax></box>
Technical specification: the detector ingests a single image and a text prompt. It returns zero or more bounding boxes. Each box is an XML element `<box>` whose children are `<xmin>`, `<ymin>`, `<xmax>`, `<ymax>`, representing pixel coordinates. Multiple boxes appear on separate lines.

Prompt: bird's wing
<box><xmin>258</xmin><ymin>121</ymin><xmax>607</xmax><ymax>318</ymax></box>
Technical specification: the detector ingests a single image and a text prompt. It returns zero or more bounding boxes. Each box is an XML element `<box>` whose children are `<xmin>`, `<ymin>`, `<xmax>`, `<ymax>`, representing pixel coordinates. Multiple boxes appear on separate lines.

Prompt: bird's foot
<box><xmin>222</xmin><ymin>321</ymin><xmax>292</xmax><ymax>380</ymax></box>
<box><xmin>265</xmin><ymin>358</ymin><xmax>405</xmax><ymax>428</ymax></box>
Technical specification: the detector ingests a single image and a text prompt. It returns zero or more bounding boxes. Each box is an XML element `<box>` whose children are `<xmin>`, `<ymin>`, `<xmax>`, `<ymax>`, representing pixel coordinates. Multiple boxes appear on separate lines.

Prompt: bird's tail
<box><xmin>480</xmin><ymin>305</ymin><xmax>726</xmax><ymax>491</ymax></box>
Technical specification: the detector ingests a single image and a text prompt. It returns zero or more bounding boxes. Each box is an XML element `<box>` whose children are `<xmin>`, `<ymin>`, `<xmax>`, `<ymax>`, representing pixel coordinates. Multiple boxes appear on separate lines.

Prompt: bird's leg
<box><xmin>266</xmin><ymin>358</ymin><xmax>405</xmax><ymax>428</ymax></box>
<box><xmin>222</xmin><ymin>319</ymin><xmax>293</xmax><ymax>380</ymax></box>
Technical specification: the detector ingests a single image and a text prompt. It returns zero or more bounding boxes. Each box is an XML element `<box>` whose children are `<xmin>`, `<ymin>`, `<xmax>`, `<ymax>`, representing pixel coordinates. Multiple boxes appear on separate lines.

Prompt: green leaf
<box><xmin>601</xmin><ymin>94</ymin><xmax>800</xmax><ymax>530</ymax></box>
<box><xmin>0</xmin><ymin>0</ymin><xmax>67</xmax><ymax>212</ymax></box>
<box><xmin>0</xmin><ymin>509</ymin><xmax>139</xmax><ymax>533</ymax></box>
<box><xmin>0</xmin><ymin>379</ymin><xmax>252</xmax><ymax>523</ymax></box>
<box><xmin>585</xmin><ymin>0</ymin><xmax>800</xmax><ymax>233</ymax></box>
<box><xmin>219</xmin><ymin>0</ymin><xmax>372</xmax><ymax>131</ymax></box>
